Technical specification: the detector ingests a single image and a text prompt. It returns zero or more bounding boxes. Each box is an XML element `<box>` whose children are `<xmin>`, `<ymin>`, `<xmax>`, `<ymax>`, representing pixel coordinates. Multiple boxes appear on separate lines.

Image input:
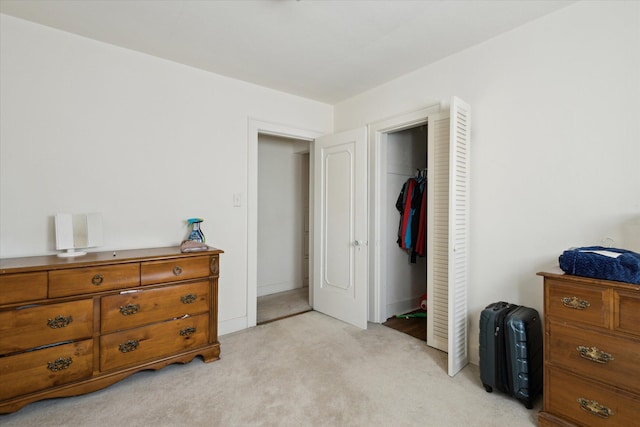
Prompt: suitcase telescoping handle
<box><xmin>491</xmin><ymin>301</ymin><xmax>511</xmax><ymax>311</ymax></box>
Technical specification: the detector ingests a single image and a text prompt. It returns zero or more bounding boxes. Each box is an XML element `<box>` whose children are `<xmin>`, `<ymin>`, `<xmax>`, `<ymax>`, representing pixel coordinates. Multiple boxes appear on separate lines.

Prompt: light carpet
<box><xmin>1</xmin><ymin>311</ymin><xmax>541</xmax><ymax>426</ymax></box>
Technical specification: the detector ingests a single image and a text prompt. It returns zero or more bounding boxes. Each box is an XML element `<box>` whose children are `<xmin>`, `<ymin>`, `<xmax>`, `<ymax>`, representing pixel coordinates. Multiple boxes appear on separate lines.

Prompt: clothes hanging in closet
<box><xmin>396</xmin><ymin>174</ymin><xmax>427</xmax><ymax>263</ymax></box>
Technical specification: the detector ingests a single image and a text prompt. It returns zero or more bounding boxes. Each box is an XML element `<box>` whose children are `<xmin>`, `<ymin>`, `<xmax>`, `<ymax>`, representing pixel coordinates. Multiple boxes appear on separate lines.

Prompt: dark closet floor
<box><xmin>382</xmin><ymin>309</ymin><xmax>427</xmax><ymax>341</ymax></box>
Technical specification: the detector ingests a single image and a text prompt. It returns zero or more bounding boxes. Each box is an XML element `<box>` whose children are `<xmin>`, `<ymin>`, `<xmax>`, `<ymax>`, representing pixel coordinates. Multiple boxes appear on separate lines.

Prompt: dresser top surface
<box><xmin>538</xmin><ymin>269</ymin><xmax>640</xmax><ymax>291</ymax></box>
<box><xmin>0</xmin><ymin>246</ymin><xmax>223</xmax><ymax>274</ymax></box>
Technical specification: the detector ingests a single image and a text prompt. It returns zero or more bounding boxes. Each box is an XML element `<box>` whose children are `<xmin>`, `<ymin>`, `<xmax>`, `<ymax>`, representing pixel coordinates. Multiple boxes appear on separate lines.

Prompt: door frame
<box><xmin>368</xmin><ymin>104</ymin><xmax>440</xmax><ymax>324</ymax></box>
<box><xmin>247</xmin><ymin>119</ymin><xmax>323</xmax><ymax>328</ymax></box>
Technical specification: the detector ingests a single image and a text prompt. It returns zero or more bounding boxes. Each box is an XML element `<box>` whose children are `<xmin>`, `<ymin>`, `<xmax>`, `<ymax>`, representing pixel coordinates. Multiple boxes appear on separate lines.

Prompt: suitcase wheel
<box><xmin>483</xmin><ymin>384</ymin><xmax>492</xmax><ymax>393</ymax></box>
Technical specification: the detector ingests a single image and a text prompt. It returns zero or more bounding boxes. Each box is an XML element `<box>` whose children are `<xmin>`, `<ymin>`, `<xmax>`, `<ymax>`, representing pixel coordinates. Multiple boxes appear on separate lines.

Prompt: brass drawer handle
<box><xmin>47</xmin><ymin>357</ymin><xmax>73</xmax><ymax>372</ymax></box>
<box><xmin>173</xmin><ymin>266</ymin><xmax>183</xmax><ymax>276</ymax></box>
<box><xmin>119</xmin><ymin>339</ymin><xmax>139</xmax><ymax>353</ymax></box>
<box><xmin>47</xmin><ymin>315</ymin><xmax>73</xmax><ymax>329</ymax></box>
<box><xmin>181</xmin><ymin>294</ymin><xmax>197</xmax><ymax>304</ymax></box>
<box><xmin>561</xmin><ymin>296</ymin><xmax>590</xmax><ymax>310</ymax></box>
<box><xmin>92</xmin><ymin>274</ymin><xmax>104</xmax><ymax>286</ymax></box>
<box><xmin>119</xmin><ymin>303</ymin><xmax>140</xmax><ymax>316</ymax></box>
<box><xmin>577</xmin><ymin>397</ymin><xmax>613</xmax><ymax>418</ymax></box>
<box><xmin>179</xmin><ymin>326</ymin><xmax>196</xmax><ymax>337</ymax></box>
<box><xmin>577</xmin><ymin>346</ymin><xmax>614</xmax><ymax>364</ymax></box>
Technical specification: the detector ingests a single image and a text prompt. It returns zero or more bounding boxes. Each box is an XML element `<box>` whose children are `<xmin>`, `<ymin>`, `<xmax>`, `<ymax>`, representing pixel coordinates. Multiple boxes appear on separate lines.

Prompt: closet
<box><xmin>384</xmin><ymin>126</ymin><xmax>428</xmax><ymax>323</ymax></box>
<box><xmin>369</xmin><ymin>98</ymin><xmax>470</xmax><ymax>376</ymax></box>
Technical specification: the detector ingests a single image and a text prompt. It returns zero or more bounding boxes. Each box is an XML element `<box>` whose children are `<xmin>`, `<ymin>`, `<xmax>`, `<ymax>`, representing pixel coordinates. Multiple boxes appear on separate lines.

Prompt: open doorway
<box><xmin>380</xmin><ymin>125</ymin><xmax>428</xmax><ymax>341</ymax></box>
<box><xmin>256</xmin><ymin>133</ymin><xmax>312</xmax><ymax>324</ymax></box>
<box><xmin>247</xmin><ymin>120</ymin><xmax>322</xmax><ymax>329</ymax></box>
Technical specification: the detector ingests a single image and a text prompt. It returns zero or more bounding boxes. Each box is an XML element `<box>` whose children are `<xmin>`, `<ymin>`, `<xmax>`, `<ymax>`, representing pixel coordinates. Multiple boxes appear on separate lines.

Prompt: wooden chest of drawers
<box><xmin>538</xmin><ymin>271</ymin><xmax>640</xmax><ymax>426</ymax></box>
<box><xmin>0</xmin><ymin>246</ymin><xmax>222</xmax><ymax>414</ymax></box>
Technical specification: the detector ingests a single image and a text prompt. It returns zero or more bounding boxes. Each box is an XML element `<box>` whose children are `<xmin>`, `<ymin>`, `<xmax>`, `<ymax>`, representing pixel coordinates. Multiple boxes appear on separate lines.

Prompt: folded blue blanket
<box><xmin>559</xmin><ymin>246</ymin><xmax>640</xmax><ymax>284</ymax></box>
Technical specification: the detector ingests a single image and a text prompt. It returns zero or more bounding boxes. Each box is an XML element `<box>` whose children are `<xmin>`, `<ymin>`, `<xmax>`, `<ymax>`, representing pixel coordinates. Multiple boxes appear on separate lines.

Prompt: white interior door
<box><xmin>313</xmin><ymin>127</ymin><xmax>368</xmax><ymax>329</ymax></box>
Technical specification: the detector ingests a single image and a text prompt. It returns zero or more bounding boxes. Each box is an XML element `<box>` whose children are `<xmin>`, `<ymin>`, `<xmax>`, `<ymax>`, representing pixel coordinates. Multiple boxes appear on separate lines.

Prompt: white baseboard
<box><xmin>386</xmin><ymin>296</ymin><xmax>421</xmax><ymax>319</ymax></box>
<box><xmin>218</xmin><ymin>316</ymin><xmax>249</xmax><ymax>336</ymax></box>
<box><xmin>257</xmin><ymin>281</ymin><xmax>302</xmax><ymax>297</ymax></box>
<box><xmin>469</xmin><ymin>343</ymin><xmax>479</xmax><ymax>365</ymax></box>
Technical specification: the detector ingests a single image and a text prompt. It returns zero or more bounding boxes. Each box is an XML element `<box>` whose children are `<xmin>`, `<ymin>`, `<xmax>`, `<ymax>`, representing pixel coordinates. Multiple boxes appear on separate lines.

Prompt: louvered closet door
<box><xmin>427</xmin><ymin>112</ymin><xmax>450</xmax><ymax>354</ymax></box>
<box><xmin>447</xmin><ymin>97</ymin><xmax>470</xmax><ymax>376</ymax></box>
<box><xmin>427</xmin><ymin>97</ymin><xmax>470</xmax><ymax>377</ymax></box>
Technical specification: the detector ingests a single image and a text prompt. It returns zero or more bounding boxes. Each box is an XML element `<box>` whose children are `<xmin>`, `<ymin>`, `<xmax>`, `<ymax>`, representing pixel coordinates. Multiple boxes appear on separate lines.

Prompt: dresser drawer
<box><xmin>100</xmin><ymin>280</ymin><xmax>209</xmax><ymax>333</ymax></box>
<box><xmin>548</xmin><ymin>321</ymin><xmax>640</xmax><ymax>394</ymax></box>
<box><xmin>545</xmin><ymin>279</ymin><xmax>610</xmax><ymax>329</ymax></box>
<box><xmin>0</xmin><ymin>272</ymin><xmax>48</xmax><ymax>305</ymax></box>
<box><xmin>546</xmin><ymin>367</ymin><xmax>640</xmax><ymax>427</ymax></box>
<box><xmin>615</xmin><ymin>290</ymin><xmax>640</xmax><ymax>337</ymax></box>
<box><xmin>49</xmin><ymin>264</ymin><xmax>140</xmax><ymax>297</ymax></box>
<box><xmin>0</xmin><ymin>299</ymin><xmax>93</xmax><ymax>354</ymax></box>
<box><xmin>141</xmin><ymin>256</ymin><xmax>210</xmax><ymax>285</ymax></box>
<box><xmin>99</xmin><ymin>313</ymin><xmax>209</xmax><ymax>371</ymax></box>
<box><xmin>0</xmin><ymin>339</ymin><xmax>93</xmax><ymax>401</ymax></box>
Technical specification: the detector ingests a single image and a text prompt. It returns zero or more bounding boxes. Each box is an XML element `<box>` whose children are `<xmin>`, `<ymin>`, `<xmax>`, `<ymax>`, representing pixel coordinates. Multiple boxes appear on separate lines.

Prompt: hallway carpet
<box><xmin>257</xmin><ymin>287</ymin><xmax>311</xmax><ymax>324</ymax></box>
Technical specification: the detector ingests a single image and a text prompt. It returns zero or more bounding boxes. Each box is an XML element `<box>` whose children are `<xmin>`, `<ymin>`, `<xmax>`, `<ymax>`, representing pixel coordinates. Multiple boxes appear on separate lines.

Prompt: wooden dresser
<box><xmin>0</xmin><ymin>246</ymin><xmax>222</xmax><ymax>414</ymax></box>
<box><xmin>538</xmin><ymin>271</ymin><xmax>640</xmax><ymax>426</ymax></box>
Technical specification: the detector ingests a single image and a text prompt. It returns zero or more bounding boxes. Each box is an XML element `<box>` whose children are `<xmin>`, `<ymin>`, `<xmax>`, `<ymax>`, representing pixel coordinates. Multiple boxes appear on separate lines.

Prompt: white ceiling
<box><xmin>0</xmin><ymin>0</ymin><xmax>575</xmax><ymax>104</ymax></box>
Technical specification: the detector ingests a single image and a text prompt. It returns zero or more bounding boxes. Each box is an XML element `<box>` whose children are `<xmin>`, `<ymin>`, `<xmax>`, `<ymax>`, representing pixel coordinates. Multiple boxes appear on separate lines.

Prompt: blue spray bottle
<box><xmin>187</xmin><ymin>218</ymin><xmax>205</xmax><ymax>243</ymax></box>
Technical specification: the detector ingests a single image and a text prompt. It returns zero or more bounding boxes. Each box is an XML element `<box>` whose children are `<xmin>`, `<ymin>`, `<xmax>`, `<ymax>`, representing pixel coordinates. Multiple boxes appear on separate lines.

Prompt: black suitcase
<box><xmin>504</xmin><ymin>306</ymin><xmax>543</xmax><ymax>409</ymax></box>
<box><xmin>479</xmin><ymin>302</ymin><xmax>543</xmax><ymax>409</ymax></box>
<box><xmin>479</xmin><ymin>301</ymin><xmax>518</xmax><ymax>395</ymax></box>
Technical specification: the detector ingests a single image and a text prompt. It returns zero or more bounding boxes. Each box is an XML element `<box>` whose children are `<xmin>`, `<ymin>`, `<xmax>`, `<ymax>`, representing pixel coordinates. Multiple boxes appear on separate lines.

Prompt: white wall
<box><xmin>2</xmin><ymin>1</ymin><xmax>639</xmax><ymax>357</ymax></box>
<box><xmin>0</xmin><ymin>14</ymin><xmax>332</xmax><ymax>335</ymax></box>
<box><xmin>334</xmin><ymin>1</ymin><xmax>640</xmax><ymax>362</ymax></box>
<box><xmin>257</xmin><ymin>134</ymin><xmax>309</xmax><ymax>296</ymax></box>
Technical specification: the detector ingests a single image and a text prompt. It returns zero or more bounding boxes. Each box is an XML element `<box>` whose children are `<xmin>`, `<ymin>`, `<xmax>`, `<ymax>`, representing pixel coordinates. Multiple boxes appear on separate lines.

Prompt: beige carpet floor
<box><xmin>257</xmin><ymin>287</ymin><xmax>311</xmax><ymax>324</ymax></box>
<box><xmin>1</xmin><ymin>311</ymin><xmax>541</xmax><ymax>426</ymax></box>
